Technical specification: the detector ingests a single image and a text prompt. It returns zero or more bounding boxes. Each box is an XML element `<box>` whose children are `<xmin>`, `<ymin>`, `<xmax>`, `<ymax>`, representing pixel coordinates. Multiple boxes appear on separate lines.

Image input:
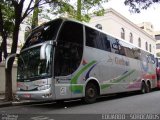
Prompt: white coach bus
<box><xmin>6</xmin><ymin>18</ymin><xmax>157</xmax><ymax>103</ymax></box>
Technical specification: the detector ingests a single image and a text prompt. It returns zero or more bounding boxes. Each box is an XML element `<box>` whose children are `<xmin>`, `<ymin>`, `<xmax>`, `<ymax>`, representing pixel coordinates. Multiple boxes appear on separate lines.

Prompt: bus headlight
<box><xmin>38</xmin><ymin>85</ymin><xmax>51</xmax><ymax>90</ymax></box>
<box><xmin>17</xmin><ymin>87</ymin><xmax>20</xmax><ymax>91</ymax></box>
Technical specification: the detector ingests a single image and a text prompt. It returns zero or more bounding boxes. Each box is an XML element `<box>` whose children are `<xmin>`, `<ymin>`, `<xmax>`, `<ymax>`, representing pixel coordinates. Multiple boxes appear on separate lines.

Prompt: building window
<box><xmin>149</xmin><ymin>44</ymin><xmax>152</xmax><ymax>52</ymax></box>
<box><xmin>156</xmin><ymin>44</ymin><xmax>160</xmax><ymax>49</ymax></box>
<box><xmin>155</xmin><ymin>35</ymin><xmax>160</xmax><ymax>40</ymax></box>
<box><xmin>146</xmin><ymin>42</ymin><xmax>148</xmax><ymax>51</ymax></box>
<box><xmin>129</xmin><ymin>33</ymin><xmax>133</xmax><ymax>43</ymax></box>
<box><xmin>121</xmin><ymin>28</ymin><xmax>125</xmax><ymax>39</ymax></box>
<box><xmin>138</xmin><ymin>38</ymin><xmax>141</xmax><ymax>47</ymax></box>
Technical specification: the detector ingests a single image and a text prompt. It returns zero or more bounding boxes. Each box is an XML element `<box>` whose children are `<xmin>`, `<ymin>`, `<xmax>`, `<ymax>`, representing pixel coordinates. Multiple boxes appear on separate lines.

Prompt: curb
<box><xmin>12</xmin><ymin>100</ymin><xmax>51</xmax><ymax>106</ymax></box>
<box><xmin>0</xmin><ymin>100</ymin><xmax>44</xmax><ymax>108</ymax></box>
<box><xmin>0</xmin><ymin>101</ymin><xmax>12</xmax><ymax>108</ymax></box>
<box><xmin>0</xmin><ymin>100</ymin><xmax>55</xmax><ymax>108</ymax></box>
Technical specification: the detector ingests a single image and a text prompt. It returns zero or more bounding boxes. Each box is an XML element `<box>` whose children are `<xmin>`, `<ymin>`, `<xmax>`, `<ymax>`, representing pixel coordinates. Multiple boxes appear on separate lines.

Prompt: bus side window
<box><xmin>110</xmin><ymin>37</ymin><xmax>121</xmax><ymax>54</ymax></box>
<box><xmin>55</xmin><ymin>21</ymin><xmax>83</xmax><ymax>76</ymax></box>
<box><xmin>86</xmin><ymin>26</ymin><xmax>106</xmax><ymax>50</ymax></box>
<box><xmin>100</xmin><ymin>33</ymin><xmax>111</xmax><ymax>52</ymax></box>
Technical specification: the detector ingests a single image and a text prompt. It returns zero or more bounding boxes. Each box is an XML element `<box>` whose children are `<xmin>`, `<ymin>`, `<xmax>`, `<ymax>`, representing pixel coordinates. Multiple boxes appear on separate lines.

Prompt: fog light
<box><xmin>42</xmin><ymin>93</ymin><xmax>52</xmax><ymax>98</ymax></box>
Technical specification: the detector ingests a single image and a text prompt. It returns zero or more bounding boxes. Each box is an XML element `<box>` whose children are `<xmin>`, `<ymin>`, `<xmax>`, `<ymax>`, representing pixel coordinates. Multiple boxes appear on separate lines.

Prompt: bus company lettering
<box><xmin>115</xmin><ymin>57</ymin><xmax>129</xmax><ymax>66</ymax></box>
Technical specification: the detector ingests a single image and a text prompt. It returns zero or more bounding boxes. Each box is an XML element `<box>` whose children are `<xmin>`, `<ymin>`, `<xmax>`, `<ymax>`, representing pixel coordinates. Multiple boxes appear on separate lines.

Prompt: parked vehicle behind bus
<box><xmin>156</xmin><ymin>57</ymin><xmax>160</xmax><ymax>88</ymax></box>
<box><xmin>6</xmin><ymin>18</ymin><xmax>157</xmax><ymax>103</ymax></box>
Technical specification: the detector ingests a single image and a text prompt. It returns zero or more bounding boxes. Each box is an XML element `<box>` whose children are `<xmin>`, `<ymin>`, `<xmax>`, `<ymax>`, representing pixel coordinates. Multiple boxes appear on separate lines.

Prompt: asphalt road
<box><xmin>0</xmin><ymin>90</ymin><xmax>160</xmax><ymax>120</ymax></box>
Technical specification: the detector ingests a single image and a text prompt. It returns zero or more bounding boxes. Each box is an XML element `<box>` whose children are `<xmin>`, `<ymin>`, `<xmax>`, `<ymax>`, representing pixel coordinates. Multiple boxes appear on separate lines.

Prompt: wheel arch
<box><xmin>83</xmin><ymin>77</ymin><xmax>101</xmax><ymax>97</ymax></box>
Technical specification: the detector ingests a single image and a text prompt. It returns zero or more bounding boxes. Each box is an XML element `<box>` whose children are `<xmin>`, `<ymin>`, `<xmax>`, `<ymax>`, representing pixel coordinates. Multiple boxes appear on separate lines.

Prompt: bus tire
<box><xmin>141</xmin><ymin>82</ymin><xmax>147</xmax><ymax>94</ymax></box>
<box><xmin>83</xmin><ymin>83</ymin><xmax>98</xmax><ymax>104</ymax></box>
<box><xmin>146</xmin><ymin>82</ymin><xmax>151</xmax><ymax>93</ymax></box>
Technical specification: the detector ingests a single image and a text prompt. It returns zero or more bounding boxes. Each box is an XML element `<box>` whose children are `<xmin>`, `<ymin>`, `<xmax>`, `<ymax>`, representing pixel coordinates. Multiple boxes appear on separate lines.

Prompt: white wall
<box><xmin>90</xmin><ymin>9</ymin><xmax>156</xmax><ymax>55</ymax></box>
<box><xmin>0</xmin><ymin>63</ymin><xmax>17</xmax><ymax>94</ymax></box>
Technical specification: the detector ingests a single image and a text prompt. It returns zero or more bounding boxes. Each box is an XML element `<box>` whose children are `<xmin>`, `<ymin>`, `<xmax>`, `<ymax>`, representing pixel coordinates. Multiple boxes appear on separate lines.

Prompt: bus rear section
<box><xmin>156</xmin><ymin>57</ymin><xmax>160</xmax><ymax>88</ymax></box>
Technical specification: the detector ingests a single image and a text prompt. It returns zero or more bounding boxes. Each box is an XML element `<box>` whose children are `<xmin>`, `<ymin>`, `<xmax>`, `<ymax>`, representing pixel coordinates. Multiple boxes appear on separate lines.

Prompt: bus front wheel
<box><xmin>83</xmin><ymin>83</ymin><xmax>98</xmax><ymax>104</ymax></box>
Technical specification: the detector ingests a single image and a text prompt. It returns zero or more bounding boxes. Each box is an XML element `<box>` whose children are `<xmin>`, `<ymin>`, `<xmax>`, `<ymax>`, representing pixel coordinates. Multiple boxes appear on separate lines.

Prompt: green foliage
<box><xmin>124</xmin><ymin>0</ymin><xmax>160</xmax><ymax>13</ymax></box>
<box><xmin>31</xmin><ymin>0</ymin><xmax>39</xmax><ymax>29</ymax></box>
<box><xmin>0</xmin><ymin>1</ymin><xmax>14</xmax><ymax>36</ymax></box>
<box><xmin>50</xmin><ymin>0</ymin><xmax>107</xmax><ymax>22</ymax></box>
<box><xmin>0</xmin><ymin>0</ymin><xmax>14</xmax><ymax>62</ymax></box>
<box><xmin>94</xmin><ymin>9</ymin><xmax>105</xmax><ymax>16</ymax></box>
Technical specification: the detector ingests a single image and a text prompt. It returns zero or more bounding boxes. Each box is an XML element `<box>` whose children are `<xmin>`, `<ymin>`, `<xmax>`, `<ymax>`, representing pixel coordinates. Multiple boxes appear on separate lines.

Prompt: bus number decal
<box><xmin>60</xmin><ymin>87</ymin><xmax>67</xmax><ymax>95</ymax></box>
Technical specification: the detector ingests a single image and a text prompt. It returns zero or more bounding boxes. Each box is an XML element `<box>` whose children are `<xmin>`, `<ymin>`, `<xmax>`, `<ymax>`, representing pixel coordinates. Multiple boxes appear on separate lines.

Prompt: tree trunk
<box><xmin>0</xmin><ymin>6</ymin><xmax>8</xmax><ymax>62</ymax></box>
<box><xmin>5</xmin><ymin>25</ymin><xmax>20</xmax><ymax>101</ymax></box>
<box><xmin>5</xmin><ymin>60</ymin><xmax>13</xmax><ymax>101</ymax></box>
<box><xmin>31</xmin><ymin>0</ymin><xmax>39</xmax><ymax>29</ymax></box>
<box><xmin>77</xmin><ymin>0</ymin><xmax>82</xmax><ymax>21</ymax></box>
<box><xmin>1</xmin><ymin>37</ymin><xmax>8</xmax><ymax>59</ymax></box>
<box><xmin>4</xmin><ymin>5</ymin><xmax>21</xmax><ymax>101</ymax></box>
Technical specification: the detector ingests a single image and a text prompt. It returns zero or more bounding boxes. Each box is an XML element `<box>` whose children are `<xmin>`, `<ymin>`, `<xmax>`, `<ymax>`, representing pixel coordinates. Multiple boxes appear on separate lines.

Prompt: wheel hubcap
<box><xmin>87</xmin><ymin>88</ymin><xmax>95</xmax><ymax>98</ymax></box>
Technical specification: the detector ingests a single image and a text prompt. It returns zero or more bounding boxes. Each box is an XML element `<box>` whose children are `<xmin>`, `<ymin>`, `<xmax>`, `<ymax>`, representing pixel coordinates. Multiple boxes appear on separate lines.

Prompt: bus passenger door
<box><xmin>54</xmin><ymin>21</ymin><xmax>84</xmax><ymax>100</ymax></box>
<box><xmin>54</xmin><ymin>44</ymin><xmax>72</xmax><ymax>100</ymax></box>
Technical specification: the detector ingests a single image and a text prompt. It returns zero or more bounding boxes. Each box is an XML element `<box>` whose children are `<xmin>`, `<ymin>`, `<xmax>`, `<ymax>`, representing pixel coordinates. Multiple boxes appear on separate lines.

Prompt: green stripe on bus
<box><xmin>70</xmin><ymin>61</ymin><xmax>96</xmax><ymax>93</ymax></box>
<box><xmin>101</xmin><ymin>70</ymin><xmax>135</xmax><ymax>89</ymax></box>
<box><xmin>70</xmin><ymin>85</ymin><xmax>83</xmax><ymax>93</ymax></box>
<box><xmin>70</xmin><ymin>61</ymin><xmax>96</xmax><ymax>84</ymax></box>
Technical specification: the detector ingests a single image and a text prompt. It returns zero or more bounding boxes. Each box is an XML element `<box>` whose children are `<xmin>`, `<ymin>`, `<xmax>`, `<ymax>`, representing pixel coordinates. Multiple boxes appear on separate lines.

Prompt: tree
<box><xmin>124</xmin><ymin>0</ymin><xmax>160</xmax><ymax>13</ymax></box>
<box><xmin>50</xmin><ymin>0</ymin><xmax>107</xmax><ymax>22</ymax></box>
<box><xmin>0</xmin><ymin>1</ymin><xmax>14</xmax><ymax>63</ymax></box>
<box><xmin>31</xmin><ymin>0</ymin><xmax>39</xmax><ymax>29</ymax></box>
<box><xmin>0</xmin><ymin>0</ymin><xmax>58</xmax><ymax>101</ymax></box>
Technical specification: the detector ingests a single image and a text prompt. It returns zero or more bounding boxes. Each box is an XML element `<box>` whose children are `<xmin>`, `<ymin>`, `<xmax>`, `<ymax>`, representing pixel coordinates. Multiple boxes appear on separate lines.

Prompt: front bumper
<box><xmin>16</xmin><ymin>88</ymin><xmax>54</xmax><ymax>100</ymax></box>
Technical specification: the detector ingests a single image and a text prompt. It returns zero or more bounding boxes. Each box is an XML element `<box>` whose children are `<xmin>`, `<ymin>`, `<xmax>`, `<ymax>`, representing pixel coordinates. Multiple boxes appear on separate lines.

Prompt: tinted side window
<box><xmin>110</xmin><ymin>37</ymin><xmax>140</xmax><ymax>60</ymax></box>
<box><xmin>109</xmin><ymin>36</ymin><xmax>120</xmax><ymax>54</ymax></box>
<box><xmin>58</xmin><ymin>21</ymin><xmax>83</xmax><ymax>45</ymax></box>
<box><xmin>86</xmin><ymin>26</ymin><xmax>100</xmax><ymax>48</ymax></box>
<box><xmin>100</xmin><ymin>33</ymin><xmax>111</xmax><ymax>52</ymax></box>
<box><xmin>85</xmin><ymin>27</ymin><xmax>111</xmax><ymax>51</ymax></box>
<box><xmin>55</xmin><ymin>21</ymin><xmax>83</xmax><ymax>76</ymax></box>
<box><xmin>119</xmin><ymin>41</ymin><xmax>140</xmax><ymax>60</ymax></box>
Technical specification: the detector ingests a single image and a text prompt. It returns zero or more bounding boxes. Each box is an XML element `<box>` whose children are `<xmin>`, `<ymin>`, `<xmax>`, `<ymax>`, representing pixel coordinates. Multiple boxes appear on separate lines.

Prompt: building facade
<box><xmin>90</xmin><ymin>8</ymin><xmax>156</xmax><ymax>56</ymax></box>
<box><xmin>154</xmin><ymin>31</ymin><xmax>160</xmax><ymax>56</ymax></box>
<box><xmin>137</xmin><ymin>22</ymin><xmax>160</xmax><ymax>56</ymax></box>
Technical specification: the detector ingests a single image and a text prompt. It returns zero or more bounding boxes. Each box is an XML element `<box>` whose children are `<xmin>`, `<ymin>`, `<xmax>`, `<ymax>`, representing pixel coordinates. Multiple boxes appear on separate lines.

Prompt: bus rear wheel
<box><xmin>141</xmin><ymin>82</ymin><xmax>147</xmax><ymax>94</ymax></box>
<box><xmin>83</xmin><ymin>83</ymin><xmax>98</xmax><ymax>104</ymax></box>
<box><xmin>146</xmin><ymin>82</ymin><xmax>151</xmax><ymax>93</ymax></box>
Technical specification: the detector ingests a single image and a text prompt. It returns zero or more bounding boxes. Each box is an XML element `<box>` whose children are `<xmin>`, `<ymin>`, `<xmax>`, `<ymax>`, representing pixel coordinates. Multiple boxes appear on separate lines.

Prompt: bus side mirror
<box><xmin>40</xmin><ymin>42</ymin><xmax>50</xmax><ymax>60</ymax></box>
<box><xmin>40</xmin><ymin>41</ymin><xmax>56</xmax><ymax>60</ymax></box>
<box><xmin>53</xmin><ymin>41</ymin><xmax>57</xmax><ymax>46</ymax></box>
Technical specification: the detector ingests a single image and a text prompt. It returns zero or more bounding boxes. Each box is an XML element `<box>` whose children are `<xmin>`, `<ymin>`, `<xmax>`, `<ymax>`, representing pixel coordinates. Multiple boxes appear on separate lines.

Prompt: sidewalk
<box><xmin>0</xmin><ymin>94</ymin><xmax>12</xmax><ymax>107</ymax></box>
<box><xmin>0</xmin><ymin>94</ymin><xmax>53</xmax><ymax>108</ymax></box>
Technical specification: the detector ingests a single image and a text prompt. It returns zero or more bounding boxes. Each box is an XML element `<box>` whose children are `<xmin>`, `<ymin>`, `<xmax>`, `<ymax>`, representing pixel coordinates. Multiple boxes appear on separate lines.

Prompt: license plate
<box><xmin>23</xmin><ymin>94</ymin><xmax>31</xmax><ymax>98</ymax></box>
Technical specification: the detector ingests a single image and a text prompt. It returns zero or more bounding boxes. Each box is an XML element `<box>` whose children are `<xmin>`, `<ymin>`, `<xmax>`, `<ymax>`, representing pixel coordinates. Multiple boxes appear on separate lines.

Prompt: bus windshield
<box><xmin>17</xmin><ymin>45</ymin><xmax>53</xmax><ymax>81</ymax></box>
<box><xmin>22</xmin><ymin>19</ymin><xmax>62</xmax><ymax>49</ymax></box>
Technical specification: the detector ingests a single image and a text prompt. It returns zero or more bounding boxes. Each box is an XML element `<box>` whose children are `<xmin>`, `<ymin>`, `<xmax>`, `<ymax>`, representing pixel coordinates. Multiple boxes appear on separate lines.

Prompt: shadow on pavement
<box><xmin>28</xmin><ymin>90</ymin><xmax>145</xmax><ymax>109</ymax></box>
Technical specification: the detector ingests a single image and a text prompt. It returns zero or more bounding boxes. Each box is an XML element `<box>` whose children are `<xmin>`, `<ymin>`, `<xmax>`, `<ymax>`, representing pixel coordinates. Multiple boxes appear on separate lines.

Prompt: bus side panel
<box><xmin>126</xmin><ymin>58</ymin><xmax>142</xmax><ymax>92</ymax></box>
